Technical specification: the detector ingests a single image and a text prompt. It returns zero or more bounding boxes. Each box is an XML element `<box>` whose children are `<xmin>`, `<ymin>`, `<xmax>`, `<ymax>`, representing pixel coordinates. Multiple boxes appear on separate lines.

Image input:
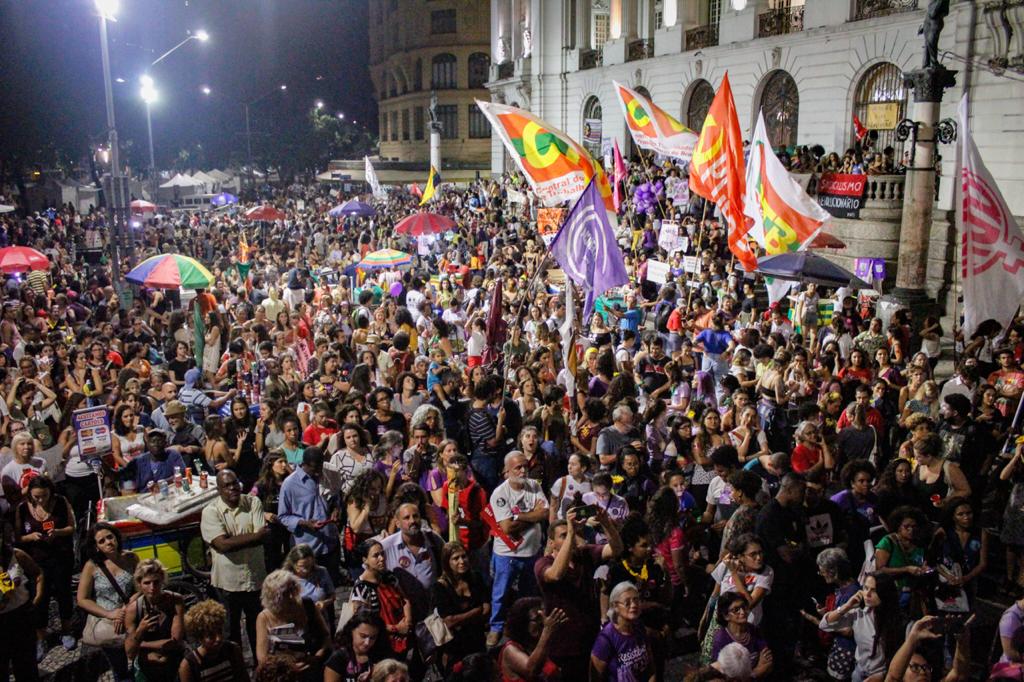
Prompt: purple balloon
<box><xmin>390</xmin><ymin>282</ymin><xmax>404</xmax><ymax>297</ymax></box>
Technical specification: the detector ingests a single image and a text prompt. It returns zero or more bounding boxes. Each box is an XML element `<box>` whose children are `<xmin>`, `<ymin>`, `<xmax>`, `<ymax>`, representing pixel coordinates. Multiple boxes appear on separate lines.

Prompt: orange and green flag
<box><xmin>475</xmin><ymin>100</ymin><xmax>614</xmax><ymax>212</ymax></box>
<box><xmin>744</xmin><ymin>110</ymin><xmax>830</xmax><ymax>255</ymax></box>
<box><xmin>614</xmin><ymin>81</ymin><xmax>697</xmax><ymax>161</ymax></box>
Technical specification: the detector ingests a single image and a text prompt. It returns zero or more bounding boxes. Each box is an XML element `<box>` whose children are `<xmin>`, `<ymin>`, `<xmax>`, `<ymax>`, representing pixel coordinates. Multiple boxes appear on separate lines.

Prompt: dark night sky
<box><xmin>0</xmin><ymin>0</ymin><xmax>375</xmax><ymax>170</ymax></box>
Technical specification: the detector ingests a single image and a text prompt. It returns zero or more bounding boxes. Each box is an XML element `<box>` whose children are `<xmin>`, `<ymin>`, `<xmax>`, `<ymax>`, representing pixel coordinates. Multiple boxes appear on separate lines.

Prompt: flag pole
<box><xmin>685</xmin><ymin>202</ymin><xmax>710</xmax><ymax>314</ymax></box>
<box><xmin>500</xmin><ymin>254</ymin><xmax>551</xmax><ymax>398</ymax></box>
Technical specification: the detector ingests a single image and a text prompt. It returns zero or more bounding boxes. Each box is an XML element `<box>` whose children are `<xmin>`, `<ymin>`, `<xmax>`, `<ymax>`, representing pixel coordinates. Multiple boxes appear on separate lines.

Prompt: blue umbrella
<box><xmin>756</xmin><ymin>252</ymin><xmax>871</xmax><ymax>289</ymax></box>
<box><xmin>210</xmin><ymin>192</ymin><xmax>238</xmax><ymax>207</ymax></box>
<box><xmin>329</xmin><ymin>199</ymin><xmax>376</xmax><ymax>218</ymax></box>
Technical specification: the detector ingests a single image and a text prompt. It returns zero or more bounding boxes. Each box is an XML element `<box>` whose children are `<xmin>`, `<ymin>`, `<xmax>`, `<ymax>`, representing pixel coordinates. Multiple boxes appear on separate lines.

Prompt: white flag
<box><xmin>744</xmin><ymin>111</ymin><xmax>830</xmax><ymax>254</ymax></box>
<box><xmin>958</xmin><ymin>95</ymin><xmax>1024</xmax><ymax>337</ymax></box>
<box><xmin>560</xmin><ymin>279</ymin><xmax>576</xmax><ymax>397</ymax></box>
<box><xmin>365</xmin><ymin>156</ymin><xmax>385</xmax><ymax>200</ymax></box>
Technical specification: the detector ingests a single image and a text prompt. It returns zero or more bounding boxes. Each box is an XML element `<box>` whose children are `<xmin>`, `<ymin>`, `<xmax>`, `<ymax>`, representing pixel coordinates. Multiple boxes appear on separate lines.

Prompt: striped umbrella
<box><xmin>126</xmin><ymin>254</ymin><xmax>214</xmax><ymax>289</ymax></box>
<box><xmin>395</xmin><ymin>212</ymin><xmax>456</xmax><ymax>236</ymax></box>
<box><xmin>358</xmin><ymin>249</ymin><xmax>412</xmax><ymax>270</ymax></box>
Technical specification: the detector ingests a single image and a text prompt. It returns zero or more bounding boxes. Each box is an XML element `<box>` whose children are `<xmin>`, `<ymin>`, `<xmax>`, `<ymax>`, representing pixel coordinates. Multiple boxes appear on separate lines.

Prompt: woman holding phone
<box><xmin>124</xmin><ymin>559</ymin><xmax>185</xmax><ymax>682</ymax></box>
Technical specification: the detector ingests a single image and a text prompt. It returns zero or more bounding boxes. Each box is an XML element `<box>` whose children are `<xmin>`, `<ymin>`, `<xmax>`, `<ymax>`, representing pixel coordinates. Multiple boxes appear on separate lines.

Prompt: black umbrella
<box><xmin>756</xmin><ymin>252</ymin><xmax>871</xmax><ymax>289</ymax></box>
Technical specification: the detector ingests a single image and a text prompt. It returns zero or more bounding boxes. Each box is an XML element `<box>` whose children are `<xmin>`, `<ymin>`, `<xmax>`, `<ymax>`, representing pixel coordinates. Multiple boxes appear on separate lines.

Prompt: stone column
<box><xmin>889</xmin><ymin>66</ymin><xmax>957</xmax><ymax>307</ymax></box>
<box><xmin>511</xmin><ymin>0</ymin><xmax>523</xmax><ymax>59</ymax></box>
<box><xmin>577</xmin><ymin>0</ymin><xmax>592</xmax><ymax>50</ymax></box>
<box><xmin>430</xmin><ymin>128</ymin><xmax>441</xmax><ymax>173</ymax></box>
<box><xmin>621</xmin><ymin>0</ymin><xmax>639</xmax><ymax>39</ymax></box>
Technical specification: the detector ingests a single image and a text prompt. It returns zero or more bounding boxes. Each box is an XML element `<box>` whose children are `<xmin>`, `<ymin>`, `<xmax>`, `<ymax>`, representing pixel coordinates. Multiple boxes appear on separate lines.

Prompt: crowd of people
<box><xmin>0</xmin><ymin>155</ymin><xmax>1021</xmax><ymax>682</ymax></box>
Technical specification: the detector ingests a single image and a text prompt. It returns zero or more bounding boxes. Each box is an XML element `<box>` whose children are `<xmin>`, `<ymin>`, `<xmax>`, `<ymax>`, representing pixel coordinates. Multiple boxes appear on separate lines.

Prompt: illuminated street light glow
<box><xmin>280</xmin><ymin>84</ymin><xmax>287</xmax><ymax>91</ymax></box>
<box><xmin>730</xmin><ymin>0</ymin><xmax>748</xmax><ymax>10</ymax></box>
<box><xmin>194</xmin><ymin>30</ymin><xmax>210</xmax><ymax>42</ymax></box>
<box><xmin>201</xmin><ymin>85</ymin><xmax>212</xmax><ymax>95</ymax></box>
<box><xmin>95</xmin><ymin>0</ymin><xmax>118</xmax><ymax>21</ymax></box>
<box><xmin>316</xmin><ymin>100</ymin><xmax>324</xmax><ymax>109</ymax></box>
<box><xmin>337</xmin><ymin>112</ymin><xmax>345</xmax><ymax>120</ymax></box>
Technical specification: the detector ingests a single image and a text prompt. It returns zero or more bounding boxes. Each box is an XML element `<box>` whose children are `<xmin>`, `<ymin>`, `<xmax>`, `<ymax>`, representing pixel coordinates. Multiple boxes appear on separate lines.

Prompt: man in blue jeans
<box><xmin>487</xmin><ymin>451</ymin><xmax>547</xmax><ymax>647</ymax></box>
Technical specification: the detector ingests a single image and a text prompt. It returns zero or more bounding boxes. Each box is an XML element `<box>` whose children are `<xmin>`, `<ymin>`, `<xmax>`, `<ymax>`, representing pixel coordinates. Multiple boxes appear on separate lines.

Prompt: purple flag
<box><xmin>549</xmin><ymin>177</ymin><xmax>629</xmax><ymax>319</ymax></box>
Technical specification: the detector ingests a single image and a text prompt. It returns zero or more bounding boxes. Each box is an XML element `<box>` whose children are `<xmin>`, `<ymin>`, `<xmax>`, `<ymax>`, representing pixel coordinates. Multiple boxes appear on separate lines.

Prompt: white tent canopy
<box><xmin>207</xmin><ymin>169</ymin><xmax>233</xmax><ymax>182</ymax></box>
<box><xmin>160</xmin><ymin>173</ymin><xmax>203</xmax><ymax>189</ymax></box>
<box><xmin>190</xmin><ymin>171</ymin><xmax>218</xmax><ymax>187</ymax></box>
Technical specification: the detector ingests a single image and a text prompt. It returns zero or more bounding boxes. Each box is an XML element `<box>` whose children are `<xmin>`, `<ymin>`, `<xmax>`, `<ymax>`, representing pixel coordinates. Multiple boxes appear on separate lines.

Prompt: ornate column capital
<box><xmin>903</xmin><ymin>65</ymin><xmax>957</xmax><ymax>102</ymax></box>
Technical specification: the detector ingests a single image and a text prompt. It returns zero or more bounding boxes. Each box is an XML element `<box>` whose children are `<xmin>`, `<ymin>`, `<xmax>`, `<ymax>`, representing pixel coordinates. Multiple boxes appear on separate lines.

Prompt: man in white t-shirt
<box><xmin>488</xmin><ymin>451</ymin><xmax>547</xmax><ymax>646</ymax></box>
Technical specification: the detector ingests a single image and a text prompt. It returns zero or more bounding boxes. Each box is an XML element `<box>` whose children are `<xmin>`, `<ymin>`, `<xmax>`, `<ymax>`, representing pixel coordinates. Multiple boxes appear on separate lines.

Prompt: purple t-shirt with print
<box><xmin>591</xmin><ymin>621</ymin><xmax>653</xmax><ymax>682</ymax></box>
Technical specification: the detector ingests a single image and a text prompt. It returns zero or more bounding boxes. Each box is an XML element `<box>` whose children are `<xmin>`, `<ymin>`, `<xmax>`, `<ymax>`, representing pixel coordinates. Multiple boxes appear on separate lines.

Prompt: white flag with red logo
<box><xmin>958</xmin><ymin>95</ymin><xmax>1024</xmax><ymax>337</ymax></box>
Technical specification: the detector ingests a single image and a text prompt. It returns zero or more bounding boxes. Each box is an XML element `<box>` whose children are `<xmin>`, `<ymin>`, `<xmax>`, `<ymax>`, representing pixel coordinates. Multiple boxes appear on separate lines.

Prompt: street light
<box><xmin>337</xmin><ymin>112</ymin><xmax>345</xmax><ymax>120</ymax></box>
<box><xmin>243</xmin><ymin>84</ymin><xmax>288</xmax><ymax>196</ymax></box>
<box><xmin>151</xmin><ymin>29</ymin><xmax>210</xmax><ymax>67</ymax></box>
<box><xmin>201</xmin><ymin>85</ymin><xmax>211</xmax><ymax>95</ymax></box>
<box><xmin>315</xmin><ymin>100</ymin><xmax>324</xmax><ymax>110</ymax></box>
<box><xmin>95</xmin><ymin>0</ymin><xmax>125</xmax><ymax>283</ymax></box>
<box><xmin>139</xmin><ymin>75</ymin><xmax>158</xmax><ymax>199</ymax></box>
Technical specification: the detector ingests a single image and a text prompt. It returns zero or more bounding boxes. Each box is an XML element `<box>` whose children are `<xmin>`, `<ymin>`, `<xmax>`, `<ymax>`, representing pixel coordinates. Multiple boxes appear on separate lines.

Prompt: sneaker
<box><xmin>62</xmin><ymin>635</ymin><xmax>77</xmax><ymax>651</ymax></box>
<box><xmin>36</xmin><ymin>641</ymin><xmax>45</xmax><ymax>662</ymax></box>
<box><xmin>486</xmin><ymin>630</ymin><xmax>502</xmax><ymax>648</ymax></box>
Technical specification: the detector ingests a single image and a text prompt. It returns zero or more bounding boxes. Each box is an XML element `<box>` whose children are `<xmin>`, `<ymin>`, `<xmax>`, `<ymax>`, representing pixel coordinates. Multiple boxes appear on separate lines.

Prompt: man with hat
<box><xmin>162</xmin><ymin>400</ymin><xmax>206</xmax><ymax>458</ymax></box>
<box><xmin>178</xmin><ymin>368</ymin><xmax>235</xmax><ymax>423</ymax></box>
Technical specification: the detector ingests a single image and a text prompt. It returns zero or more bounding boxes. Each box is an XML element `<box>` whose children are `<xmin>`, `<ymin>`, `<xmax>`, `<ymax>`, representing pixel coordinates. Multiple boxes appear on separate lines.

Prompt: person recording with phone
<box><xmin>883</xmin><ymin>614</ymin><xmax>973</xmax><ymax>682</ymax></box>
<box><xmin>123</xmin><ymin>559</ymin><xmax>185</xmax><ymax>682</ymax></box>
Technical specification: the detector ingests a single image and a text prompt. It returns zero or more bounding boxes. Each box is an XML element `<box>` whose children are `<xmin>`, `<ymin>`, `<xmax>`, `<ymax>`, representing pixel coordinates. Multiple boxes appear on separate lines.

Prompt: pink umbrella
<box><xmin>394</xmin><ymin>212</ymin><xmax>456</xmax><ymax>236</ymax></box>
<box><xmin>130</xmin><ymin>199</ymin><xmax>157</xmax><ymax>214</ymax></box>
<box><xmin>0</xmin><ymin>246</ymin><xmax>49</xmax><ymax>273</ymax></box>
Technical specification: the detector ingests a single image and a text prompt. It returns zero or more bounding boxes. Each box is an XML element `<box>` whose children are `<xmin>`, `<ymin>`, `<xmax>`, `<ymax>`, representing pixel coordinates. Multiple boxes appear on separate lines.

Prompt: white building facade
<box><xmin>485</xmin><ymin>0</ymin><xmax>1024</xmax><ymax>310</ymax></box>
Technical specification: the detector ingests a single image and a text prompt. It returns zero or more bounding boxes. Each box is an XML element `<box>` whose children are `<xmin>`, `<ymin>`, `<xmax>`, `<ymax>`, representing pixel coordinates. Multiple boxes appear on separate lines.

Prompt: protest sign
<box><xmin>657</xmin><ymin>221</ymin><xmax>686</xmax><ymax>253</ymax></box>
<box><xmin>816</xmin><ymin>173</ymin><xmax>868</xmax><ymax>219</ymax></box>
<box><xmin>646</xmin><ymin>260</ymin><xmax>669</xmax><ymax>284</ymax></box>
<box><xmin>537</xmin><ymin>208</ymin><xmax>566</xmax><ymax>246</ymax></box>
<box><xmin>72</xmin><ymin>406</ymin><xmax>112</xmax><ymax>459</ymax></box>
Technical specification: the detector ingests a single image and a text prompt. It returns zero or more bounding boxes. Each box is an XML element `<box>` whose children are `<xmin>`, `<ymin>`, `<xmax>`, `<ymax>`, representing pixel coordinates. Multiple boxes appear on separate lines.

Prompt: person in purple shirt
<box><xmin>126</xmin><ymin>431</ymin><xmax>186</xmax><ymax>492</ymax></box>
<box><xmin>709</xmin><ymin>592</ymin><xmax>774</xmax><ymax>677</ymax></box>
<box><xmin>591</xmin><ymin>581</ymin><xmax>655</xmax><ymax>682</ymax></box>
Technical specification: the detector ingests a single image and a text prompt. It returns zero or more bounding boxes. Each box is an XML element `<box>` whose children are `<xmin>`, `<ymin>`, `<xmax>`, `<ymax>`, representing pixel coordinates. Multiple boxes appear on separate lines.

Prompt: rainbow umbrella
<box><xmin>0</xmin><ymin>246</ymin><xmax>49</xmax><ymax>274</ymax></box>
<box><xmin>358</xmin><ymin>249</ymin><xmax>412</xmax><ymax>270</ymax></box>
<box><xmin>126</xmin><ymin>254</ymin><xmax>214</xmax><ymax>289</ymax></box>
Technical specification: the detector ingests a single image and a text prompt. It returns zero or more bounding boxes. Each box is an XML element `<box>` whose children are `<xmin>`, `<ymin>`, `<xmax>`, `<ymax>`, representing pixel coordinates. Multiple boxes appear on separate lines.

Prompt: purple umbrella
<box><xmin>329</xmin><ymin>199</ymin><xmax>376</xmax><ymax>218</ymax></box>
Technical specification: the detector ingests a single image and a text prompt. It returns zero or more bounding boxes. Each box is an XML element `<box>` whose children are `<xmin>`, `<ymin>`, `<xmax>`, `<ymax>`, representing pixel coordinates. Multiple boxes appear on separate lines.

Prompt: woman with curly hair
<box><xmin>178</xmin><ymin>600</ymin><xmax>246</xmax><ymax>682</ymax></box>
<box><xmin>344</xmin><ymin>469</ymin><xmax>389</xmax><ymax>562</ymax></box>
<box><xmin>409</xmin><ymin>403</ymin><xmax>445</xmax><ymax>447</ymax></box>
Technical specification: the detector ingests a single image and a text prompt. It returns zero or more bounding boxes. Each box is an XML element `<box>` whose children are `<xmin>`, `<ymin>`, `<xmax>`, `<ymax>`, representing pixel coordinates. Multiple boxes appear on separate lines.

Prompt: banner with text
<box><xmin>537</xmin><ymin>208</ymin><xmax>566</xmax><ymax>246</ymax></box>
<box><xmin>816</xmin><ymin>173</ymin><xmax>867</xmax><ymax>219</ymax></box>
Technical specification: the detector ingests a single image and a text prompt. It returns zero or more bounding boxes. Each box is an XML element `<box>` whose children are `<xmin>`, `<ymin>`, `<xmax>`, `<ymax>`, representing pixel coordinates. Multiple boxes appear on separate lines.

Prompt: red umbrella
<box><xmin>130</xmin><ymin>199</ymin><xmax>157</xmax><ymax>214</ymax></box>
<box><xmin>0</xmin><ymin>246</ymin><xmax>49</xmax><ymax>273</ymax></box>
<box><xmin>243</xmin><ymin>205</ymin><xmax>287</xmax><ymax>222</ymax></box>
<box><xmin>810</xmin><ymin>232</ymin><xmax>846</xmax><ymax>249</ymax></box>
<box><xmin>394</xmin><ymin>212</ymin><xmax>456</xmax><ymax>236</ymax></box>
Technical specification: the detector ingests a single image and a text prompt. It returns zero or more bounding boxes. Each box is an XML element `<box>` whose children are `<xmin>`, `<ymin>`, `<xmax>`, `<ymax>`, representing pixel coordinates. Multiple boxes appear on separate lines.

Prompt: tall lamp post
<box><xmin>140</xmin><ymin>75</ymin><xmax>158</xmax><ymax>200</ymax></box>
<box><xmin>242</xmin><ymin>84</ymin><xmax>287</xmax><ymax>197</ymax></box>
<box><xmin>95</xmin><ymin>0</ymin><xmax>126</xmax><ymax>292</ymax></box>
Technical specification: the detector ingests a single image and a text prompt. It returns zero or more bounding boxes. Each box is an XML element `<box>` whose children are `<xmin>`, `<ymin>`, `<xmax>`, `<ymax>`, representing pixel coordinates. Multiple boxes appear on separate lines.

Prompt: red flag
<box><xmin>853</xmin><ymin>115</ymin><xmax>868</xmax><ymax>142</ymax></box>
<box><xmin>482</xmin><ymin>279</ymin><xmax>506</xmax><ymax>367</ymax></box>
<box><xmin>688</xmin><ymin>73</ymin><xmax>755</xmax><ymax>270</ymax></box>
<box><xmin>612</xmin><ymin>140</ymin><xmax>627</xmax><ymax>211</ymax></box>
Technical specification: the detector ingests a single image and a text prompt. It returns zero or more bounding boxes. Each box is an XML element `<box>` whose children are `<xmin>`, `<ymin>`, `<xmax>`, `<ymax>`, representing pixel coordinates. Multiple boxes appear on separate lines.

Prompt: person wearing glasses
<box><xmin>200</xmin><ymin>469</ymin><xmax>269</xmax><ymax>658</ymax></box>
<box><xmin>709</xmin><ymin>592</ymin><xmax>774</xmax><ymax>678</ymax></box>
<box><xmin>591</xmin><ymin>582</ymin><xmax>655</xmax><ymax>682</ymax></box>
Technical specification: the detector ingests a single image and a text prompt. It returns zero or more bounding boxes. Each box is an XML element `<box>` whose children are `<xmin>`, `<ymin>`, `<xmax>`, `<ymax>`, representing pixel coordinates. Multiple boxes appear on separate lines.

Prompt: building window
<box><xmin>380</xmin><ymin>113</ymin><xmax>388</xmax><ymax>141</ymax></box>
<box><xmin>431</xmin><ymin>53</ymin><xmax>458</xmax><ymax>90</ymax></box>
<box><xmin>390</xmin><ymin>111</ymin><xmax>399</xmax><ymax>142</ymax></box>
<box><xmin>853</xmin><ymin>62</ymin><xmax>906</xmax><ymax>158</ymax></box>
<box><xmin>380</xmin><ymin>72</ymin><xmax>389</xmax><ymax>101</ymax></box>
<box><xmin>685</xmin><ymin>79</ymin><xmax>715</xmax><ymax>129</ymax></box>
<box><xmin>469</xmin><ymin>105</ymin><xmax>490</xmax><ymax>138</ymax></box>
<box><xmin>402</xmin><ymin>109</ymin><xmax>410</xmax><ymax>141</ymax></box>
<box><xmin>389</xmin><ymin>71</ymin><xmax>397</xmax><ymax>98</ymax></box>
<box><xmin>468</xmin><ymin>52</ymin><xmax>490</xmax><ymax>88</ymax></box>
<box><xmin>593</xmin><ymin>13</ymin><xmax>610</xmax><ymax>48</ymax></box>
<box><xmin>436</xmin><ymin>104</ymin><xmax>458</xmax><ymax>139</ymax></box>
<box><xmin>758</xmin><ymin>70</ymin><xmax>799</xmax><ymax>150</ymax></box>
<box><xmin>414</xmin><ymin>59</ymin><xmax>423</xmax><ymax>91</ymax></box>
<box><xmin>414</xmin><ymin>107</ymin><xmax>425</xmax><ymax>140</ymax></box>
<box><xmin>582</xmin><ymin>95</ymin><xmax>603</xmax><ymax>158</ymax></box>
<box><xmin>431</xmin><ymin>9</ymin><xmax>457</xmax><ymax>34</ymax></box>
<box><xmin>708</xmin><ymin>0</ymin><xmax>722</xmax><ymax>27</ymax></box>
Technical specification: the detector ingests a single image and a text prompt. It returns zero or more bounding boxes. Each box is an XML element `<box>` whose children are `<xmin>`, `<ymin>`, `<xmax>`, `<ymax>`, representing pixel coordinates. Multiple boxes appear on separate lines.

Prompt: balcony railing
<box><xmin>803</xmin><ymin>173</ymin><xmax>906</xmax><ymax>212</ymax></box>
<box><xmin>496</xmin><ymin>61</ymin><xmax>514</xmax><ymax>80</ymax></box>
<box><xmin>579</xmin><ymin>48</ymin><xmax>603</xmax><ymax>70</ymax></box>
<box><xmin>686</xmin><ymin>24</ymin><xmax>719</xmax><ymax>51</ymax></box>
<box><xmin>854</xmin><ymin>0</ymin><xmax>919</xmax><ymax>21</ymax></box>
<box><xmin>758</xmin><ymin>6</ymin><xmax>805</xmax><ymax>38</ymax></box>
<box><xmin>627</xmin><ymin>39</ymin><xmax>653</xmax><ymax>62</ymax></box>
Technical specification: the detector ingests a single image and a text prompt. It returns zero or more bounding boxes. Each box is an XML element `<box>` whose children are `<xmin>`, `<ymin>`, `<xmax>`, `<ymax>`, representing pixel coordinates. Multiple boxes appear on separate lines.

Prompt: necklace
<box><xmin>621</xmin><ymin>559</ymin><xmax>648</xmax><ymax>582</ymax></box>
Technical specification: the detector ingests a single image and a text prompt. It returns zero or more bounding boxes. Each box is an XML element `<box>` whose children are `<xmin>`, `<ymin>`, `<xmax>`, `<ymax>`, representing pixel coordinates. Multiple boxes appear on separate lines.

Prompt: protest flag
<box><xmin>419</xmin><ymin>166</ymin><xmax>441</xmax><ymax>206</ymax></box>
<box><xmin>688</xmin><ymin>73</ymin><xmax>756</xmax><ymax>271</ymax></box>
<box><xmin>365</xmin><ymin>156</ymin><xmax>386</xmax><ymax>199</ymax></box>
<box><xmin>853</xmin><ymin>115</ymin><xmax>868</xmax><ymax>142</ymax></box>
<box><xmin>614</xmin><ymin>81</ymin><xmax>698</xmax><ymax>161</ymax></box>
<box><xmin>744</xmin><ymin>111</ymin><xmax>830</xmax><ymax>255</ymax></box>
<box><xmin>192</xmin><ymin>302</ymin><xmax>205</xmax><ymax>369</ymax></box>
<box><xmin>612</xmin><ymin>140</ymin><xmax>628</xmax><ymax>212</ymax></box>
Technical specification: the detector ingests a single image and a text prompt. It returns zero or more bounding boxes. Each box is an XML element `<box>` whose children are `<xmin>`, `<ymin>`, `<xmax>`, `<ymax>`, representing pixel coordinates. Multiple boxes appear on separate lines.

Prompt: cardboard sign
<box><xmin>817</xmin><ymin>173</ymin><xmax>868</xmax><ymax>219</ymax></box>
<box><xmin>866</xmin><ymin>102</ymin><xmax>900</xmax><ymax>130</ymax></box>
<box><xmin>657</xmin><ymin>221</ymin><xmax>687</xmax><ymax>253</ymax></box>
<box><xmin>72</xmin><ymin>406</ymin><xmax>112</xmax><ymax>459</ymax></box>
<box><xmin>683</xmin><ymin>255</ymin><xmax>700</xmax><ymax>273</ymax></box>
<box><xmin>507</xmin><ymin>188</ymin><xmax>527</xmax><ymax>205</ymax></box>
<box><xmin>537</xmin><ymin>207</ymin><xmax>566</xmax><ymax>246</ymax></box>
<box><xmin>646</xmin><ymin>259</ymin><xmax>669</xmax><ymax>284</ymax></box>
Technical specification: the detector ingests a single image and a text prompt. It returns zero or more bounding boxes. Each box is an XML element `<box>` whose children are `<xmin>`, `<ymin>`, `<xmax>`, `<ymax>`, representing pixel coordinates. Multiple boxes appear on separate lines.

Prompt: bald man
<box><xmin>149</xmin><ymin>381</ymin><xmax>182</xmax><ymax>432</ymax></box>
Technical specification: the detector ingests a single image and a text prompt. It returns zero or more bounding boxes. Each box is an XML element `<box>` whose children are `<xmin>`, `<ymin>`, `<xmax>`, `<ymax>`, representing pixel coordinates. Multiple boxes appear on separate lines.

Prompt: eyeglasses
<box><xmin>616</xmin><ymin>598</ymin><xmax>640</xmax><ymax>607</ymax></box>
<box><xmin>728</xmin><ymin>605</ymin><xmax>749</xmax><ymax>614</ymax></box>
<box><xmin>908</xmin><ymin>662</ymin><xmax>932</xmax><ymax>674</ymax></box>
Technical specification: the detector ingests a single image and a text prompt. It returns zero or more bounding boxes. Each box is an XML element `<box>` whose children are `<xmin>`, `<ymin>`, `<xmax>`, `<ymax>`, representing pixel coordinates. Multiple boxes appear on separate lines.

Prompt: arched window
<box><xmin>432</xmin><ymin>53</ymin><xmax>457</xmax><ymax>90</ymax></box>
<box><xmin>685</xmin><ymin>79</ymin><xmax>715</xmax><ymax>129</ymax></box>
<box><xmin>468</xmin><ymin>52</ymin><xmax>490</xmax><ymax>89</ymax></box>
<box><xmin>413</xmin><ymin>58</ymin><xmax>423</xmax><ymax>91</ymax></box>
<box><xmin>380</xmin><ymin>71</ymin><xmax>390</xmax><ymax>101</ymax></box>
<box><xmin>758</xmin><ymin>70</ymin><xmax>799</xmax><ymax>150</ymax></box>
<box><xmin>388</xmin><ymin>69</ymin><xmax>398</xmax><ymax>98</ymax></box>
<box><xmin>853</xmin><ymin>62</ymin><xmax>906</xmax><ymax>159</ymax></box>
<box><xmin>582</xmin><ymin>95</ymin><xmax>603</xmax><ymax>157</ymax></box>
<box><xmin>634</xmin><ymin>85</ymin><xmax>652</xmax><ymax>100</ymax></box>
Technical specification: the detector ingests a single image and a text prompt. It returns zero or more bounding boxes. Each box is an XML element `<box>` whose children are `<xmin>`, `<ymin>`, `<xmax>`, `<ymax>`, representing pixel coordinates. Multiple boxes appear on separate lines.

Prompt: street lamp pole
<box><xmin>242</xmin><ymin>84</ymin><xmax>286</xmax><ymax>199</ymax></box>
<box><xmin>140</xmin><ymin>75</ymin><xmax>158</xmax><ymax>201</ymax></box>
<box><xmin>97</xmin><ymin>1</ymin><xmax>124</xmax><ymax>290</ymax></box>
